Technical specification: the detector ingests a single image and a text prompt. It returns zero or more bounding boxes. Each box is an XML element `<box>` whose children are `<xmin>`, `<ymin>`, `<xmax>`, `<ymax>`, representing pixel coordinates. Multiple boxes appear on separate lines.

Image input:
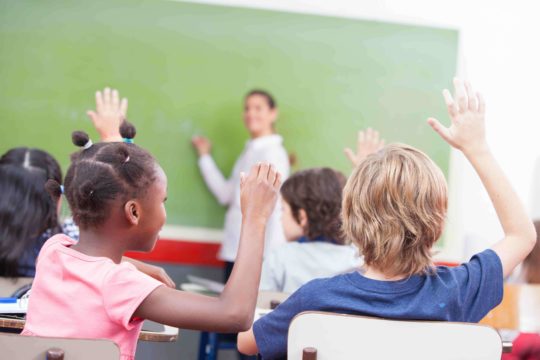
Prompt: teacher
<box><xmin>192</xmin><ymin>89</ymin><xmax>290</xmax><ymax>281</ymax></box>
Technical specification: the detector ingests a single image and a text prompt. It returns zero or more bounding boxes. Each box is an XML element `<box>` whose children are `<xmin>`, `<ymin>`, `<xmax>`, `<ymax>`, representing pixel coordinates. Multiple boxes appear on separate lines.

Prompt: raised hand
<box><xmin>87</xmin><ymin>87</ymin><xmax>128</xmax><ymax>142</ymax></box>
<box><xmin>344</xmin><ymin>128</ymin><xmax>385</xmax><ymax>166</ymax></box>
<box><xmin>427</xmin><ymin>78</ymin><xmax>487</xmax><ymax>155</ymax></box>
<box><xmin>191</xmin><ymin>136</ymin><xmax>212</xmax><ymax>157</ymax></box>
<box><xmin>240</xmin><ymin>163</ymin><xmax>281</xmax><ymax>222</ymax></box>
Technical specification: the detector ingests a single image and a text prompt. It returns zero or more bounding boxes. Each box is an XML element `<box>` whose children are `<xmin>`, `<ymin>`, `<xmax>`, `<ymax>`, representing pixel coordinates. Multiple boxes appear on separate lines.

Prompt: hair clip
<box><xmin>123</xmin><ymin>138</ymin><xmax>134</xmax><ymax>144</ymax></box>
<box><xmin>83</xmin><ymin>139</ymin><xmax>93</xmax><ymax>150</ymax></box>
<box><xmin>60</xmin><ymin>185</ymin><xmax>64</xmax><ymax>194</ymax></box>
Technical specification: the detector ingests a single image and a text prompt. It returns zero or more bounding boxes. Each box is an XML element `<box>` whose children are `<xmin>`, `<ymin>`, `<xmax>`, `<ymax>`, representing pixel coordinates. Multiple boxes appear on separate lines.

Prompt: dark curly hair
<box><xmin>280</xmin><ymin>168</ymin><xmax>346</xmax><ymax>244</ymax></box>
<box><xmin>45</xmin><ymin>122</ymin><xmax>157</xmax><ymax>230</ymax></box>
<box><xmin>0</xmin><ymin>147</ymin><xmax>62</xmax><ymax>277</ymax></box>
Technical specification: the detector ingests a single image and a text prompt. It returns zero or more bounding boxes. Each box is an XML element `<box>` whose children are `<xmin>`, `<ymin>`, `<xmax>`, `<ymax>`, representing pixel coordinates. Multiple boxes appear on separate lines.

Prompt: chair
<box><xmin>288</xmin><ymin>311</ymin><xmax>502</xmax><ymax>360</ymax></box>
<box><xmin>0</xmin><ymin>333</ymin><xmax>120</xmax><ymax>359</ymax></box>
<box><xmin>0</xmin><ymin>277</ymin><xmax>33</xmax><ymax>297</ymax></box>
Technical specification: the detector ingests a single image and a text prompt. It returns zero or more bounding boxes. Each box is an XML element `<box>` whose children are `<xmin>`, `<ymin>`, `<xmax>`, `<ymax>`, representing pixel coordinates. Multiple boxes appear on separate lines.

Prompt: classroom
<box><xmin>1</xmin><ymin>0</ymin><xmax>539</xmax><ymax>359</ymax></box>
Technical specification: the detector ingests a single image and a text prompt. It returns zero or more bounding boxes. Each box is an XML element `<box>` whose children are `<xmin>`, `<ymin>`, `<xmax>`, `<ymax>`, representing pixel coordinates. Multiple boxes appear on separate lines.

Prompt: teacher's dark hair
<box><xmin>0</xmin><ymin>148</ymin><xmax>62</xmax><ymax>277</ymax></box>
<box><xmin>246</xmin><ymin>89</ymin><xmax>277</xmax><ymax>109</ymax></box>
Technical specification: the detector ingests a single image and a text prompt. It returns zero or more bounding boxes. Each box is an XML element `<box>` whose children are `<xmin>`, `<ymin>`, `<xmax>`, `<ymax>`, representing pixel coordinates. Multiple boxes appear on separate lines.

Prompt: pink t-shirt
<box><xmin>22</xmin><ymin>234</ymin><xmax>163</xmax><ymax>360</ymax></box>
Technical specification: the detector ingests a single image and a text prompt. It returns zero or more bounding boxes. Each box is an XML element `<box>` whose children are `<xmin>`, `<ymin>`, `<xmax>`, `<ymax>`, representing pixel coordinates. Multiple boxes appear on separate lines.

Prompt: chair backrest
<box><xmin>0</xmin><ymin>277</ymin><xmax>33</xmax><ymax>297</ymax></box>
<box><xmin>288</xmin><ymin>311</ymin><xmax>502</xmax><ymax>360</ymax></box>
<box><xmin>0</xmin><ymin>333</ymin><xmax>120</xmax><ymax>360</ymax></box>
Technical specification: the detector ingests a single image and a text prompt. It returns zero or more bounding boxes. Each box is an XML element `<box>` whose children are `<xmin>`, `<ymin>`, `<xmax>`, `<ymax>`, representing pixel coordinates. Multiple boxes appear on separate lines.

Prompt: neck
<box><xmin>363</xmin><ymin>266</ymin><xmax>407</xmax><ymax>281</ymax></box>
<box><xmin>71</xmin><ymin>228</ymin><xmax>126</xmax><ymax>264</ymax></box>
<box><xmin>250</xmin><ymin>129</ymin><xmax>274</xmax><ymax>139</ymax></box>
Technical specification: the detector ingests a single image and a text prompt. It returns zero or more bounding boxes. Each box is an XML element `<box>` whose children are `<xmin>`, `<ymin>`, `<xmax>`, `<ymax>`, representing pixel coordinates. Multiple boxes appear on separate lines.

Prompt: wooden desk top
<box><xmin>0</xmin><ymin>317</ymin><xmax>178</xmax><ymax>343</ymax></box>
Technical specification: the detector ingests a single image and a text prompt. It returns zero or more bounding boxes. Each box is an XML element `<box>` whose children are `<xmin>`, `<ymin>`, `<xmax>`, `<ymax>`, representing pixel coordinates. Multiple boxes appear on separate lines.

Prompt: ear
<box><xmin>269</xmin><ymin>108</ymin><xmax>278</xmax><ymax>123</ymax></box>
<box><xmin>124</xmin><ymin>200</ymin><xmax>141</xmax><ymax>226</ymax></box>
<box><xmin>298</xmin><ymin>208</ymin><xmax>308</xmax><ymax>229</ymax></box>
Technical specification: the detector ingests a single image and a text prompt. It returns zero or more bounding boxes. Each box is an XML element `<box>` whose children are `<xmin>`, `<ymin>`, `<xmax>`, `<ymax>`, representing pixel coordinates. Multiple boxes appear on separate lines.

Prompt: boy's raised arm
<box><xmin>428</xmin><ymin>78</ymin><xmax>536</xmax><ymax>277</ymax></box>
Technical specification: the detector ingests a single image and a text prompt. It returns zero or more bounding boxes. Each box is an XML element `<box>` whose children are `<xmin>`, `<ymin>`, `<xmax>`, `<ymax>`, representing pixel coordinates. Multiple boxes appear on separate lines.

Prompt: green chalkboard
<box><xmin>0</xmin><ymin>0</ymin><xmax>458</xmax><ymax>229</ymax></box>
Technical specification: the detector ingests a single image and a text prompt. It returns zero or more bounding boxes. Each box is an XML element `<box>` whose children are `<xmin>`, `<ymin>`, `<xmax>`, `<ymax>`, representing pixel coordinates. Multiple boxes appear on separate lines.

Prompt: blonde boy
<box><xmin>237</xmin><ymin>79</ymin><xmax>537</xmax><ymax>359</ymax></box>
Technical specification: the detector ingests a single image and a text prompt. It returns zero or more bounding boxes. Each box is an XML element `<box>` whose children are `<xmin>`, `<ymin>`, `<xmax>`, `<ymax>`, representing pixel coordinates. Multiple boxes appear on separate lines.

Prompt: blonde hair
<box><xmin>342</xmin><ymin>144</ymin><xmax>448</xmax><ymax>278</ymax></box>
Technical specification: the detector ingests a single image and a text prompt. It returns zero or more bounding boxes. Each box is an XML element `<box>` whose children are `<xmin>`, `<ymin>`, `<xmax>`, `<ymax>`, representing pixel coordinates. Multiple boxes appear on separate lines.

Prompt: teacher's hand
<box><xmin>191</xmin><ymin>136</ymin><xmax>212</xmax><ymax>157</ymax></box>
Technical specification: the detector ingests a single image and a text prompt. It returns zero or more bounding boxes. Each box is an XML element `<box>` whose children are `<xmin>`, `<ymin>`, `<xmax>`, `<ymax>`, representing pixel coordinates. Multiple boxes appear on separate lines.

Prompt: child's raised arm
<box><xmin>344</xmin><ymin>128</ymin><xmax>385</xmax><ymax>167</ymax></box>
<box><xmin>134</xmin><ymin>163</ymin><xmax>281</xmax><ymax>332</ymax></box>
<box><xmin>87</xmin><ymin>87</ymin><xmax>128</xmax><ymax>142</ymax></box>
<box><xmin>428</xmin><ymin>78</ymin><xmax>536</xmax><ymax>277</ymax></box>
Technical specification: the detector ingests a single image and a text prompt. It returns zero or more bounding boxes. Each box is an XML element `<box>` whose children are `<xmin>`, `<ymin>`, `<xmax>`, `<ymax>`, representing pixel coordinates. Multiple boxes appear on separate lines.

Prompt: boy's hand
<box><xmin>240</xmin><ymin>163</ymin><xmax>281</xmax><ymax>222</ymax></box>
<box><xmin>428</xmin><ymin>78</ymin><xmax>487</xmax><ymax>156</ymax></box>
<box><xmin>191</xmin><ymin>136</ymin><xmax>212</xmax><ymax>157</ymax></box>
<box><xmin>344</xmin><ymin>128</ymin><xmax>385</xmax><ymax>166</ymax></box>
<box><xmin>87</xmin><ymin>87</ymin><xmax>128</xmax><ymax>142</ymax></box>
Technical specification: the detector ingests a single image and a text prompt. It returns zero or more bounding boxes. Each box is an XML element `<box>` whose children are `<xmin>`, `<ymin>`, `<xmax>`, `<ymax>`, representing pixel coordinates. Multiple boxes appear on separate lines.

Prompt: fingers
<box><xmin>257</xmin><ymin>162</ymin><xmax>270</xmax><ymax>181</ymax></box>
<box><xmin>453</xmin><ymin>78</ymin><xmax>468</xmax><ymax>113</ymax></box>
<box><xmin>356</xmin><ymin>130</ymin><xmax>365</xmax><ymax>152</ymax></box>
<box><xmin>247</xmin><ymin>163</ymin><xmax>259</xmax><ymax>182</ymax></box>
<box><xmin>273</xmin><ymin>171</ymin><xmax>282</xmax><ymax>188</ymax></box>
<box><xmin>477</xmin><ymin>92</ymin><xmax>485</xmax><ymax>114</ymax></box>
<box><xmin>95</xmin><ymin>91</ymin><xmax>104</xmax><ymax>113</ymax></box>
<box><xmin>103</xmin><ymin>87</ymin><xmax>111</xmax><ymax>108</ymax></box>
<box><xmin>120</xmin><ymin>98</ymin><xmax>128</xmax><ymax>117</ymax></box>
<box><xmin>266</xmin><ymin>165</ymin><xmax>276</xmax><ymax>183</ymax></box>
<box><xmin>162</xmin><ymin>272</ymin><xmax>176</xmax><ymax>288</ymax></box>
<box><xmin>427</xmin><ymin>117</ymin><xmax>452</xmax><ymax>144</ymax></box>
<box><xmin>112</xmin><ymin>89</ymin><xmax>119</xmax><ymax>109</ymax></box>
<box><xmin>86</xmin><ymin>110</ymin><xmax>97</xmax><ymax>124</ymax></box>
<box><xmin>465</xmin><ymin>82</ymin><xmax>477</xmax><ymax>111</ymax></box>
<box><xmin>442</xmin><ymin>89</ymin><xmax>457</xmax><ymax>117</ymax></box>
<box><xmin>240</xmin><ymin>172</ymin><xmax>246</xmax><ymax>188</ymax></box>
<box><xmin>344</xmin><ymin>148</ymin><xmax>356</xmax><ymax>164</ymax></box>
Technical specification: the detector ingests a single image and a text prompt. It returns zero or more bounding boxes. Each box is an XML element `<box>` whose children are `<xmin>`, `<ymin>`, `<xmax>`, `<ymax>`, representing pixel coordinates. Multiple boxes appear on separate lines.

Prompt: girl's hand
<box><xmin>191</xmin><ymin>136</ymin><xmax>212</xmax><ymax>157</ymax></box>
<box><xmin>87</xmin><ymin>87</ymin><xmax>128</xmax><ymax>142</ymax></box>
<box><xmin>142</xmin><ymin>264</ymin><xmax>176</xmax><ymax>288</ymax></box>
<box><xmin>123</xmin><ymin>257</ymin><xmax>176</xmax><ymax>288</ymax></box>
<box><xmin>240</xmin><ymin>163</ymin><xmax>281</xmax><ymax>222</ymax></box>
<box><xmin>344</xmin><ymin>128</ymin><xmax>385</xmax><ymax>166</ymax></box>
<box><xmin>427</xmin><ymin>78</ymin><xmax>487</xmax><ymax>156</ymax></box>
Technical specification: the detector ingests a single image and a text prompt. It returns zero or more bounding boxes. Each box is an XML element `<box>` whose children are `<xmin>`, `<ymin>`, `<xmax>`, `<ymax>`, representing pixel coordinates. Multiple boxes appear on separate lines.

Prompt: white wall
<box><xmin>179</xmin><ymin>0</ymin><xmax>540</xmax><ymax>261</ymax></box>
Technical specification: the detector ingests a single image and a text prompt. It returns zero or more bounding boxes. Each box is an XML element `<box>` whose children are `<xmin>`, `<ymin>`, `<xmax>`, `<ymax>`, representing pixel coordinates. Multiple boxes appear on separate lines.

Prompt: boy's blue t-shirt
<box><xmin>253</xmin><ymin>249</ymin><xmax>503</xmax><ymax>360</ymax></box>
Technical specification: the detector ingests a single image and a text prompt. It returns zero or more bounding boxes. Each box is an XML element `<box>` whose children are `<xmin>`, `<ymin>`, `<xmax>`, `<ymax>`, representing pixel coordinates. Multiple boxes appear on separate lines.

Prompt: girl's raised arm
<box><xmin>134</xmin><ymin>163</ymin><xmax>281</xmax><ymax>332</ymax></box>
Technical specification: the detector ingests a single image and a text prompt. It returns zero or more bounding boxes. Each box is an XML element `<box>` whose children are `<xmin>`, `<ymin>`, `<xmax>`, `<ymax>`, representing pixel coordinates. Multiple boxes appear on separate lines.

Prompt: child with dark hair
<box><xmin>259</xmin><ymin>167</ymin><xmax>362</xmax><ymax>293</ymax></box>
<box><xmin>0</xmin><ymin>147</ymin><xmax>76</xmax><ymax>277</ymax></box>
<box><xmin>0</xmin><ymin>88</ymin><xmax>173</xmax><ymax>285</ymax></box>
<box><xmin>22</xmin><ymin>112</ymin><xmax>282</xmax><ymax>359</ymax></box>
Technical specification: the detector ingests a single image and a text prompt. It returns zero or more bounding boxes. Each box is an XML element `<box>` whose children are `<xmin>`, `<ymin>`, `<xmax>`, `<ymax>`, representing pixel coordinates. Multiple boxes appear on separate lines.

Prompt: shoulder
<box><xmin>103</xmin><ymin>261</ymin><xmax>149</xmax><ymax>284</ymax></box>
<box><xmin>39</xmin><ymin>234</ymin><xmax>76</xmax><ymax>257</ymax></box>
<box><xmin>299</xmin><ymin>272</ymin><xmax>349</xmax><ymax>294</ymax></box>
<box><xmin>439</xmin><ymin>249</ymin><xmax>503</xmax><ymax>279</ymax></box>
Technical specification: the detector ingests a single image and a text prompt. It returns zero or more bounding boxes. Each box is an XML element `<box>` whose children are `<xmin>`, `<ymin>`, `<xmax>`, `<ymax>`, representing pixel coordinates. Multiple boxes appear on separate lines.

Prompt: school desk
<box><xmin>0</xmin><ymin>317</ymin><xmax>179</xmax><ymax>342</ymax></box>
